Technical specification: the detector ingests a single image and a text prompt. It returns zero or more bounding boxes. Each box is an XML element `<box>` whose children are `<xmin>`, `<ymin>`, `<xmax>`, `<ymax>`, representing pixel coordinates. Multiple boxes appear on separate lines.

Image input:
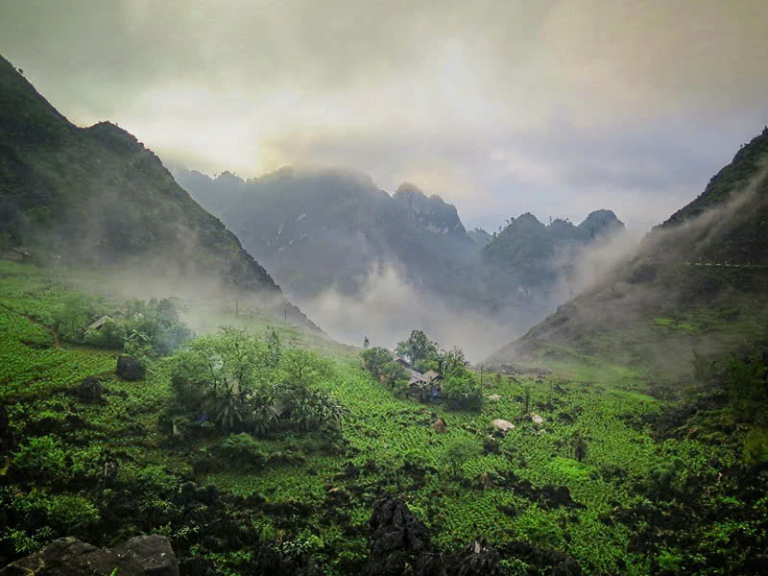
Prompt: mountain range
<box><xmin>174</xmin><ymin>166</ymin><xmax>626</xmax><ymax>331</ymax></box>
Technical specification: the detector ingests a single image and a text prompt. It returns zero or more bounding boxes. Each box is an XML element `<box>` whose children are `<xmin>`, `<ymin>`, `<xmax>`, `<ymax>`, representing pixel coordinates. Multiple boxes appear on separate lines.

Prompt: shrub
<box><xmin>441</xmin><ymin>437</ymin><xmax>478</xmax><ymax>476</ymax></box>
<box><xmin>744</xmin><ymin>428</ymin><xmax>768</xmax><ymax>465</ymax></box>
<box><xmin>12</xmin><ymin>436</ymin><xmax>70</xmax><ymax>483</ymax></box>
<box><xmin>220</xmin><ymin>433</ymin><xmax>266</xmax><ymax>469</ymax></box>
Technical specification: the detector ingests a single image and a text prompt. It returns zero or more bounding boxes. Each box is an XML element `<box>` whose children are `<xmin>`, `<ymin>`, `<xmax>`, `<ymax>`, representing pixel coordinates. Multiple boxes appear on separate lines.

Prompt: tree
<box><xmin>440</xmin><ymin>346</ymin><xmax>468</xmax><ymax>375</ymax></box>
<box><xmin>396</xmin><ymin>330</ymin><xmax>438</xmax><ymax>366</ymax></box>
<box><xmin>441</xmin><ymin>438</ymin><xmax>478</xmax><ymax>476</ymax></box>
<box><xmin>442</xmin><ymin>366</ymin><xmax>483</xmax><ymax>412</ymax></box>
<box><xmin>572</xmin><ymin>432</ymin><xmax>588</xmax><ymax>462</ymax></box>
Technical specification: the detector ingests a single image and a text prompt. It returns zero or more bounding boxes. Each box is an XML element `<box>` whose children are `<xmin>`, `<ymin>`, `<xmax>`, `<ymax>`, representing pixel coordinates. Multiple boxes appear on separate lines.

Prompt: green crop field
<box><xmin>0</xmin><ymin>261</ymin><xmax>765</xmax><ymax>576</ymax></box>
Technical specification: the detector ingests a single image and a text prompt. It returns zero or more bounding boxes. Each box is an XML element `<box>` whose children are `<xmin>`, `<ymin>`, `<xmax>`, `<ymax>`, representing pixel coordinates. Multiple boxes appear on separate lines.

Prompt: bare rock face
<box><xmin>451</xmin><ymin>538</ymin><xmax>501</xmax><ymax>576</ymax></box>
<box><xmin>117</xmin><ymin>355</ymin><xmax>146</xmax><ymax>381</ymax></box>
<box><xmin>362</xmin><ymin>498</ymin><xmax>432</xmax><ymax>576</ymax></box>
<box><xmin>0</xmin><ymin>536</ymin><xmax>179</xmax><ymax>576</ymax></box>
<box><xmin>0</xmin><ymin>537</ymin><xmax>145</xmax><ymax>576</ymax></box>
<box><xmin>112</xmin><ymin>535</ymin><xmax>179</xmax><ymax>576</ymax></box>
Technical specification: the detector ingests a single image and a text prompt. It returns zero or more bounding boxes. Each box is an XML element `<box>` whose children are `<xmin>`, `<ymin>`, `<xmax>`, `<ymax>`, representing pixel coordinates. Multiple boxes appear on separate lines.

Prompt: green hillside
<box><xmin>2</xmin><ymin>260</ymin><xmax>765</xmax><ymax>575</ymax></box>
<box><xmin>0</xmin><ymin>56</ymin><xmax>317</xmax><ymax>332</ymax></box>
<box><xmin>486</xmin><ymin>128</ymin><xmax>768</xmax><ymax>381</ymax></box>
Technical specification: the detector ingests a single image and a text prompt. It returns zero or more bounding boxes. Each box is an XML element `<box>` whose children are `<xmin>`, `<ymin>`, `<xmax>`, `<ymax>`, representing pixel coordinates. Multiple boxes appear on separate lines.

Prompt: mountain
<box><xmin>0</xmin><ymin>55</ymin><xmax>318</xmax><ymax>331</ymax></box>
<box><xmin>481</xmin><ymin>211</ymin><xmax>624</xmax><ymax>296</ymax></box>
<box><xmin>468</xmin><ymin>227</ymin><xmax>493</xmax><ymax>247</ymax></box>
<box><xmin>486</xmin><ymin>127</ymin><xmax>768</xmax><ymax>378</ymax></box>
<box><xmin>174</xmin><ymin>167</ymin><xmax>480</xmax><ymax>301</ymax></box>
<box><xmin>176</xmin><ymin>168</ymin><xmax>625</xmax><ymax>325</ymax></box>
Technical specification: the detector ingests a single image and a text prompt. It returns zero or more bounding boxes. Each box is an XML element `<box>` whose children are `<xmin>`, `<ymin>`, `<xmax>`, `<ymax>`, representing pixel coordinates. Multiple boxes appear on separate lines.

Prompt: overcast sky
<box><xmin>1</xmin><ymin>0</ymin><xmax>766</xmax><ymax>231</ymax></box>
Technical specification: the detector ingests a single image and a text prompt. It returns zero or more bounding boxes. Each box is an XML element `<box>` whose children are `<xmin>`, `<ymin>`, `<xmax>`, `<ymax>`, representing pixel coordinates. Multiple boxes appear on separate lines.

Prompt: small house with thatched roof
<box><xmin>1</xmin><ymin>247</ymin><xmax>31</xmax><ymax>262</ymax></box>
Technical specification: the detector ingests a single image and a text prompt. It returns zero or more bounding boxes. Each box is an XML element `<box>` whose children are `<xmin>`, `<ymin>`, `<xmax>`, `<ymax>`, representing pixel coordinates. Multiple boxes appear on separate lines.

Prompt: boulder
<box><xmin>432</xmin><ymin>418</ymin><xmax>447</xmax><ymax>434</ymax></box>
<box><xmin>75</xmin><ymin>377</ymin><xmax>105</xmax><ymax>403</ymax></box>
<box><xmin>179</xmin><ymin>557</ymin><xmax>215</xmax><ymax>576</ymax></box>
<box><xmin>451</xmin><ymin>538</ymin><xmax>501</xmax><ymax>576</ymax></box>
<box><xmin>112</xmin><ymin>535</ymin><xmax>179</xmax><ymax>576</ymax></box>
<box><xmin>0</xmin><ymin>537</ymin><xmax>145</xmax><ymax>576</ymax></box>
<box><xmin>117</xmin><ymin>355</ymin><xmax>146</xmax><ymax>381</ymax></box>
<box><xmin>491</xmin><ymin>419</ymin><xmax>514</xmax><ymax>434</ymax></box>
<box><xmin>487</xmin><ymin>394</ymin><xmax>501</xmax><ymax>402</ymax></box>
<box><xmin>531</xmin><ymin>413</ymin><xmax>544</xmax><ymax>425</ymax></box>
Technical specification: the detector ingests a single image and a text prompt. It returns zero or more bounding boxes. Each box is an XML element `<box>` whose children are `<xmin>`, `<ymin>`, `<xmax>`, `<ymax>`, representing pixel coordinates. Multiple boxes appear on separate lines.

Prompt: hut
<box><xmin>1</xmin><ymin>247</ymin><xmax>31</xmax><ymax>262</ymax></box>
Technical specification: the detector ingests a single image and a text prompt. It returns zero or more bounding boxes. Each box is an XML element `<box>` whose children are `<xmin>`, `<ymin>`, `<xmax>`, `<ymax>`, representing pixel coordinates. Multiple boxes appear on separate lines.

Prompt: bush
<box><xmin>12</xmin><ymin>436</ymin><xmax>70</xmax><ymax>483</ymax></box>
<box><xmin>441</xmin><ymin>438</ymin><xmax>478</xmax><ymax>476</ymax></box>
<box><xmin>744</xmin><ymin>428</ymin><xmax>768</xmax><ymax>465</ymax></box>
<box><xmin>11</xmin><ymin>490</ymin><xmax>99</xmax><ymax>532</ymax></box>
<box><xmin>726</xmin><ymin>355</ymin><xmax>767</xmax><ymax>423</ymax></box>
<box><xmin>220</xmin><ymin>433</ymin><xmax>266</xmax><ymax>469</ymax></box>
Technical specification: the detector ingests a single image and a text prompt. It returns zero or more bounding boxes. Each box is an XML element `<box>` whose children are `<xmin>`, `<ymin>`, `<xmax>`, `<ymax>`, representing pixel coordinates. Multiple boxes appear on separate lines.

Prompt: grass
<box><xmin>0</xmin><ymin>260</ymin><xmax>761</xmax><ymax>575</ymax></box>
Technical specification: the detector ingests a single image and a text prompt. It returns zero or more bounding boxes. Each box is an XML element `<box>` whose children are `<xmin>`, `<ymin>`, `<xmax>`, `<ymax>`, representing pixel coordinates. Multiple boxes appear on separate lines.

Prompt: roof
<box><xmin>423</xmin><ymin>370</ymin><xmax>440</xmax><ymax>381</ymax></box>
<box><xmin>88</xmin><ymin>315</ymin><xmax>114</xmax><ymax>331</ymax></box>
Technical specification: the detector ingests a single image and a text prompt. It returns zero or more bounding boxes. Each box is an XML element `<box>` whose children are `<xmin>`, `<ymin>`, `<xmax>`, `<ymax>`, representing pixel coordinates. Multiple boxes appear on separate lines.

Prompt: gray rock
<box><xmin>0</xmin><ymin>537</ymin><xmax>145</xmax><ymax>576</ymax></box>
<box><xmin>112</xmin><ymin>535</ymin><xmax>179</xmax><ymax>576</ymax></box>
<box><xmin>117</xmin><ymin>355</ymin><xmax>146</xmax><ymax>381</ymax></box>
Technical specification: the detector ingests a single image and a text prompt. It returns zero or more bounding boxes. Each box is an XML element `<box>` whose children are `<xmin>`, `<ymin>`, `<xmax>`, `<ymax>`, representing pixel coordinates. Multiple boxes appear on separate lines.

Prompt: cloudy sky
<box><xmin>1</xmin><ymin>0</ymin><xmax>766</xmax><ymax>231</ymax></box>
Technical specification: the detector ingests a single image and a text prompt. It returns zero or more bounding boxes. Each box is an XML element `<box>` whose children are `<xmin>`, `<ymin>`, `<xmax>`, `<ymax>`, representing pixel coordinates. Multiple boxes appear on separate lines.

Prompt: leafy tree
<box><xmin>362</xmin><ymin>347</ymin><xmax>409</xmax><ymax>390</ymax></box>
<box><xmin>442</xmin><ymin>366</ymin><xmax>483</xmax><ymax>411</ymax></box>
<box><xmin>441</xmin><ymin>437</ymin><xmax>478</xmax><ymax>476</ymax></box>
<box><xmin>572</xmin><ymin>432</ymin><xmax>588</xmax><ymax>462</ymax></box>
<box><xmin>396</xmin><ymin>330</ymin><xmax>438</xmax><ymax>366</ymax></box>
<box><xmin>167</xmin><ymin>329</ymin><xmax>345</xmax><ymax>436</ymax></box>
<box><xmin>54</xmin><ymin>293</ymin><xmax>94</xmax><ymax>342</ymax></box>
<box><xmin>361</xmin><ymin>347</ymin><xmax>392</xmax><ymax>376</ymax></box>
<box><xmin>726</xmin><ymin>354</ymin><xmax>767</xmax><ymax>423</ymax></box>
<box><xmin>266</xmin><ymin>328</ymin><xmax>282</xmax><ymax>367</ymax></box>
<box><xmin>438</xmin><ymin>346</ymin><xmax>468</xmax><ymax>375</ymax></box>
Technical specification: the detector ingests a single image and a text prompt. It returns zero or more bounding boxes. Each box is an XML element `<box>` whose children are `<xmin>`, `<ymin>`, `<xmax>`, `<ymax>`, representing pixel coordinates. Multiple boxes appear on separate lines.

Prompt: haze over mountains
<box><xmin>0</xmin><ymin>55</ymin><xmax>318</xmax><ymax>332</ymax></box>
<box><xmin>175</xmin><ymin>166</ymin><xmax>627</xmax><ymax>356</ymax></box>
<box><xmin>487</xmin><ymin>126</ymin><xmax>768</xmax><ymax>378</ymax></box>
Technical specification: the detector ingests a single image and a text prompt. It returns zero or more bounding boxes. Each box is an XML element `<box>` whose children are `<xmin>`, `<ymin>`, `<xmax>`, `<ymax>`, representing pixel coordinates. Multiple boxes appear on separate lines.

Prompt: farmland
<box><xmin>0</xmin><ymin>261</ymin><xmax>765</xmax><ymax>575</ymax></box>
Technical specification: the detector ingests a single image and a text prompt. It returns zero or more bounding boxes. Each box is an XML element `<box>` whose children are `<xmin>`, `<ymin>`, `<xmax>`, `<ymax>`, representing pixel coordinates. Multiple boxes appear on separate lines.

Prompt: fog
<box><xmin>293</xmin><ymin>228</ymin><xmax>640</xmax><ymax>362</ymax></box>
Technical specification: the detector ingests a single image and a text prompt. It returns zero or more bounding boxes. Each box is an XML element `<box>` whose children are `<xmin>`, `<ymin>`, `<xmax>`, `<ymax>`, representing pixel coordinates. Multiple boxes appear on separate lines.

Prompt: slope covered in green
<box><xmin>0</xmin><ymin>56</ymin><xmax>317</xmax><ymax>332</ymax></box>
<box><xmin>2</xmin><ymin>260</ymin><xmax>765</xmax><ymax>576</ymax></box>
<box><xmin>486</xmin><ymin>128</ymin><xmax>768</xmax><ymax>381</ymax></box>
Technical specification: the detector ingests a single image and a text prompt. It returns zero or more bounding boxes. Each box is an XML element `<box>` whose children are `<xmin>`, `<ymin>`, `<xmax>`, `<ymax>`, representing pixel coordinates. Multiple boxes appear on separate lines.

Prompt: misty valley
<box><xmin>2</xmin><ymin>8</ymin><xmax>768</xmax><ymax>576</ymax></box>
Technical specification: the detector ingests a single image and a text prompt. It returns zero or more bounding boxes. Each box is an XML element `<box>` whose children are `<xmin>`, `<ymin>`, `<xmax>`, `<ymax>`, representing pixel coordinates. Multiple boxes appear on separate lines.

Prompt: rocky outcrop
<box><xmin>117</xmin><ymin>356</ymin><xmax>146</xmax><ymax>381</ymax></box>
<box><xmin>112</xmin><ymin>536</ymin><xmax>179</xmax><ymax>576</ymax></box>
<box><xmin>74</xmin><ymin>377</ymin><xmax>105</xmax><ymax>403</ymax></box>
<box><xmin>362</xmin><ymin>499</ymin><xmax>581</xmax><ymax>576</ymax></box>
<box><xmin>362</xmin><ymin>498</ymin><xmax>432</xmax><ymax>576</ymax></box>
<box><xmin>0</xmin><ymin>537</ymin><xmax>161</xmax><ymax>576</ymax></box>
<box><xmin>0</xmin><ymin>536</ymin><xmax>180</xmax><ymax>576</ymax></box>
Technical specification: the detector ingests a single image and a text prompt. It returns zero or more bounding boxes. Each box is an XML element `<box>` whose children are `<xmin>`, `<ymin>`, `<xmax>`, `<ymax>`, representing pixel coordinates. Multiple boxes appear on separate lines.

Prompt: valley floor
<box><xmin>0</xmin><ymin>261</ymin><xmax>765</xmax><ymax>575</ymax></box>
